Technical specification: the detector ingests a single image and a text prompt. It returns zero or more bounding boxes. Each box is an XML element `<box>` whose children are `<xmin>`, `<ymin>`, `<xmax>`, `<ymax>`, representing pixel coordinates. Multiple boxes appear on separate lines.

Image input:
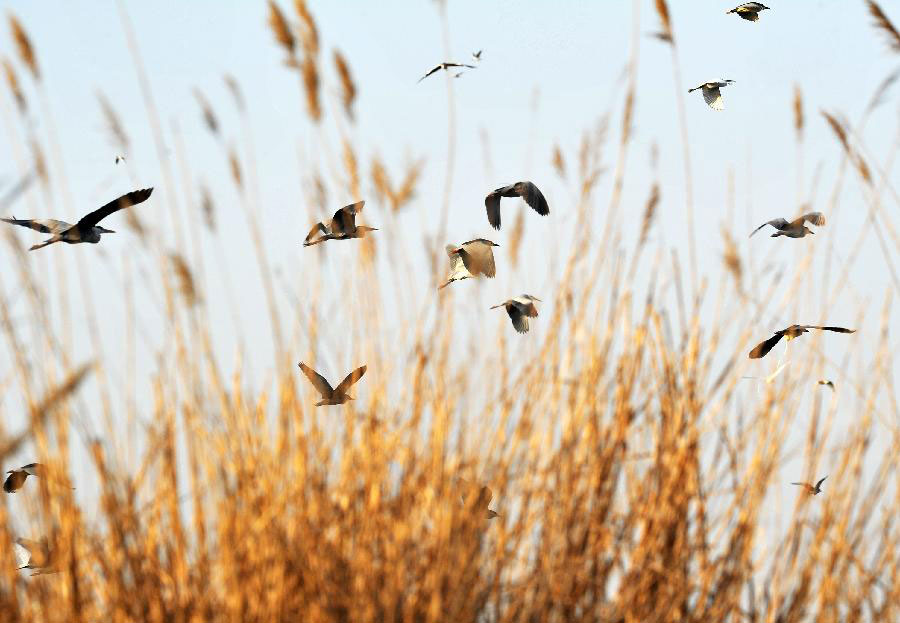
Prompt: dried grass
<box><xmin>333</xmin><ymin>50</ymin><xmax>356</xmax><ymax>120</ymax></box>
<box><xmin>867</xmin><ymin>0</ymin><xmax>900</xmax><ymax>53</ymax></box>
<box><xmin>821</xmin><ymin>110</ymin><xmax>873</xmax><ymax>184</ymax></box>
<box><xmin>371</xmin><ymin>155</ymin><xmax>423</xmax><ymax>212</ymax></box>
<box><xmin>97</xmin><ymin>91</ymin><xmax>130</xmax><ymax>154</ymax></box>
<box><xmin>639</xmin><ymin>183</ymin><xmax>659</xmax><ymax>246</ymax></box>
<box><xmin>793</xmin><ymin>84</ymin><xmax>804</xmax><ymax>139</ymax></box>
<box><xmin>2</xmin><ymin>57</ymin><xmax>26</xmax><ymax>113</ymax></box>
<box><xmin>194</xmin><ymin>89</ymin><xmax>219</xmax><ymax>136</ymax></box>
<box><xmin>170</xmin><ymin>254</ymin><xmax>199</xmax><ymax>306</ymax></box>
<box><xmin>653</xmin><ymin>0</ymin><xmax>674</xmax><ymax>44</ymax></box>
<box><xmin>552</xmin><ymin>143</ymin><xmax>566</xmax><ymax>179</ymax></box>
<box><xmin>8</xmin><ymin>14</ymin><xmax>39</xmax><ymax>80</ymax></box>
<box><xmin>267</xmin><ymin>0</ymin><xmax>295</xmax><ymax>55</ymax></box>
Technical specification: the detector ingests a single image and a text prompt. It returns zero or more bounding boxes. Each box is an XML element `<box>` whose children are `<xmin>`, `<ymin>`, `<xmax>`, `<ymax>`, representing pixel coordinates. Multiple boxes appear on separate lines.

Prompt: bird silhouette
<box><xmin>491</xmin><ymin>295</ymin><xmax>541</xmax><ymax>333</ymax></box>
<box><xmin>14</xmin><ymin>537</ymin><xmax>57</xmax><ymax>575</ymax></box>
<box><xmin>439</xmin><ymin>239</ymin><xmax>499</xmax><ymax>289</ymax></box>
<box><xmin>304</xmin><ymin>200</ymin><xmax>377</xmax><ymax>246</ymax></box>
<box><xmin>688</xmin><ymin>80</ymin><xmax>735</xmax><ymax>110</ymax></box>
<box><xmin>3</xmin><ymin>463</ymin><xmax>42</xmax><ymax>493</ymax></box>
<box><xmin>484</xmin><ymin>181</ymin><xmax>549</xmax><ymax>230</ymax></box>
<box><xmin>750</xmin><ymin>212</ymin><xmax>825</xmax><ymax>238</ymax></box>
<box><xmin>727</xmin><ymin>3</ymin><xmax>770</xmax><ymax>22</ymax></box>
<box><xmin>298</xmin><ymin>362</ymin><xmax>367</xmax><ymax>406</ymax></box>
<box><xmin>748</xmin><ymin>325</ymin><xmax>855</xmax><ymax>359</ymax></box>
<box><xmin>418</xmin><ymin>62</ymin><xmax>476</xmax><ymax>83</ymax></box>
<box><xmin>791</xmin><ymin>476</ymin><xmax>827</xmax><ymax>495</ymax></box>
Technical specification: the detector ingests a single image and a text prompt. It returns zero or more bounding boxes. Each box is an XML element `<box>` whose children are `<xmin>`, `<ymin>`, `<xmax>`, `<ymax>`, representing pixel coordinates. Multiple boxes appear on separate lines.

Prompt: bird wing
<box><xmin>333</xmin><ymin>365</ymin><xmax>367</xmax><ymax>396</ymax></box>
<box><xmin>748</xmin><ymin>333</ymin><xmax>785</xmax><ymax>359</ymax></box>
<box><xmin>506</xmin><ymin>305</ymin><xmax>529</xmax><ymax>333</ymax></box>
<box><xmin>513</xmin><ymin>181</ymin><xmax>550</xmax><ymax>216</ymax></box>
<box><xmin>801</xmin><ymin>326</ymin><xmax>855</xmax><ymax>333</ymax></box>
<box><xmin>22</xmin><ymin>463</ymin><xmax>42</xmax><ymax>476</ymax></box>
<box><xmin>799</xmin><ymin>212</ymin><xmax>825</xmax><ymax>227</ymax></box>
<box><xmin>77</xmin><ymin>188</ymin><xmax>153</xmax><ymax>228</ymax></box>
<box><xmin>3</xmin><ymin>472</ymin><xmax>21</xmax><ymax>493</ymax></box>
<box><xmin>418</xmin><ymin>66</ymin><xmax>441</xmax><ymax>82</ymax></box>
<box><xmin>512</xmin><ymin>296</ymin><xmax>540</xmax><ymax>317</ymax></box>
<box><xmin>815</xmin><ymin>476</ymin><xmax>828</xmax><ymax>489</ymax></box>
<box><xmin>1</xmin><ymin>218</ymin><xmax>72</xmax><ymax>234</ymax></box>
<box><xmin>477</xmin><ymin>486</ymin><xmax>493</xmax><ymax>507</ymax></box>
<box><xmin>13</xmin><ymin>541</ymin><xmax>31</xmax><ymax>568</ymax></box>
<box><xmin>750</xmin><ymin>218</ymin><xmax>789</xmax><ymax>237</ymax></box>
<box><xmin>305</xmin><ymin>222</ymin><xmax>330</xmax><ymax>244</ymax></box>
<box><xmin>737</xmin><ymin>8</ymin><xmax>760</xmax><ymax>20</ymax></box>
<box><xmin>702</xmin><ymin>86</ymin><xmax>724</xmax><ymax>110</ymax></box>
<box><xmin>330</xmin><ymin>201</ymin><xmax>363</xmax><ymax>234</ymax></box>
<box><xmin>485</xmin><ymin>191</ymin><xmax>502</xmax><ymax>230</ymax></box>
<box><xmin>297</xmin><ymin>362</ymin><xmax>333</xmax><ymax>398</ymax></box>
<box><xmin>459</xmin><ymin>240</ymin><xmax>496</xmax><ymax>278</ymax></box>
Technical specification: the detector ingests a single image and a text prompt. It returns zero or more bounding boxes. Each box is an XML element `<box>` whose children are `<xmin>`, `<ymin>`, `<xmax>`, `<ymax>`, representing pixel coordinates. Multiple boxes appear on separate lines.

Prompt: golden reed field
<box><xmin>0</xmin><ymin>1</ymin><xmax>898</xmax><ymax>621</ymax></box>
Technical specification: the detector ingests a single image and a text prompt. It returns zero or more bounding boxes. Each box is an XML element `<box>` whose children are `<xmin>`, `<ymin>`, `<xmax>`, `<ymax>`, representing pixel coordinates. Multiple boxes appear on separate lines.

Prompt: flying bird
<box><xmin>115</xmin><ymin>155</ymin><xmax>125</xmax><ymax>164</ymax></box>
<box><xmin>491</xmin><ymin>295</ymin><xmax>541</xmax><ymax>333</ymax></box>
<box><xmin>484</xmin><ymin>181</ymin><xmax>550</xmax><ymax>230</ymax></box>
<box><xmin>418</xmin><ymin>62</ymin><xmax>476</xmax><ymax>83</ymax></box>
<box><xmin>2</xmin><ymin>188</ymin><xmax>153</xmax><ymax>251</ymax></box>
<box><xmin>727</xmin><ymin>3</ymin><xmax>770</xmax><ymax>21</ymax></box>
<box><xmin>472</xmin><ymin>50</ymin><xmax>483</xmax><ymax>62</ymax></box>
<box><xmin>298</xmin><ymin>362</ymin><xmax>367</xmax><ymax>406</ymax></box>
<box><xmin>303</xmin><ymin>200</ymin><xmax>377</xmax><ymax>246</ymax></box>
<box><xmin>750</xmin><ymin>212</ymin><xmax>825</xmax><ymax>238</ymax></box>
<box><xmin>818</xmin><ymin>380</ymin><xmax>835</xmax><ymax>391</ymax></box>
<box><xmin>460</xmin><ymin>479</ymin><xmax>499</xmax><ymax>519</ymax></box>
<box><xmin>688</xmin><ymin>80</ymin><xmax>735</xmax><ymax>111</ymax></box>
<box><xmin>791</xmin><ymin>476</ymin><xmax>827</xmax><ymax>495</ymax></box>
<box><xmin>748</xmin><ymin>325</ymin><xmax>855</xmax><ymax>359</ymax></box>
<box><xmin>439</xmin><ymin>239</ymin><xmax>499</xmax><ymax>289</ymax></box>
<box><xmin>14</xmin><ymin>537</ymin><xmax>57</xmax><ymax>575</ymax></box>
<box><xmin>3</xmin><ymin>463</ymin><xmax>42</xmax><ymax>493</ymax></box>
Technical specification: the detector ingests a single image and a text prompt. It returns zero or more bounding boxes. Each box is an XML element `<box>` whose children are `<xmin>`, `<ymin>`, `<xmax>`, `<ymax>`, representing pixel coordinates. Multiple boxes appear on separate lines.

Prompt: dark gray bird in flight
<box><xmin>750</xmin><ymin>212</ymin><xmax>825</xmax><ymax>238</ymax></box>
<box><xmin>298</xmin><ymin>362</ymin><xmax>367</xmax><ymax>406</ymax></box>
<box><xmin>748</xmin><ymin>325</ymin><xmax>855</xmax><ymax>359</ymax></box>
<box><xmin>727</xmin><ymin>3</ymin><xmax>770</xmax><ymax>21</ymax></box>
<box><xmin>304</xmin><ymin>200</ymin><xmax>377</xmax><ymax>246</ymax></box>
<box><xmin>485</xmin><ymin>181</ymin><xmax>550</xmax><ymax>230</ymax></box>
<box><xmin>491</xmin><ymin>295</ymin><xmax>541</xmax><ymax>333</ymax></box>
<box><xmin>688</xmin><ymin>80</ymin><xmax>735</xmax><ymax>110</ymax></box>
<box><xmin>3</xmin><ymin>463</ymin><xmax>42</xmax><ymax>493</ymax></box>
<box><xmin>791</xmin><ymin>475</ymin><xmax>827</xmax><ymax>495</ymax></box>
<box><xmin>439</xmin><ymin>239</ymin><xmax>499</xmax><ymax>289</ymax></box>
<box><xmin>418</xmin><ymin>62</ymin><xmax>476</xmax><ymax>83</ymax></box>
<box><xmin>14</xmin><ymin>537</ymin><xmax>57</xmax><ymax>575</ymax></box>
<box><xmin>2</xmin><ymin>188</ymin><xmax>153</xmax><ymax>251</ymax></box>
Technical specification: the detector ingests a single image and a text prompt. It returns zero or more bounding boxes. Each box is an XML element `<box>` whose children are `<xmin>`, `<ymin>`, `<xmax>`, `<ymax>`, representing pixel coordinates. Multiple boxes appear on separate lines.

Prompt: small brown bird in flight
<box><xmin>439</xmin><ymin>239</ymin><xmax>499</xmax><ymax>289</ymax></box>
<box><xmin>304</xmin><ymin>200</ymin><xmax>377</xmax><ymax>246</ymax></box>
<box><xmin>298</xmin><ymin>362</ymin><xmax>367</xmax><ymax>406</ymax></box>
<box><xmin>459</xmin><ymin>479</ymin><xmax>499</xmax><ymax>519</ymax></box>
<box><xmin>485</xmin><ymin>181</ymin><xmax>550</xmax><ymax>230</ymax></box>
<box><xmin>2</xmin><ymin>188</ymin><xmax>153</xmax><ymax>250</ymax></box>
<box><xmin>748</xmin><ymin>325</ymin><xmax>855</xmax><ymax>359</ymax></box>
<box><xmin>491</xmin><ymin>295</ymin><xmax>541</xmax><ymax>333</ymax></box>
<box><xmin>818</xmin><ymin>380</ymin><xmax>835</xmax><ymax>391</ymax></box>
<box><xmin>727</xmin><ymin>3</ymin><xmax>770</xmax><ymax>22</ymax></box>
<box><xmin>791</xmin><ymin>476</ymin><xmax>827</xmax><ymax>495</ymax></box>
<box><xmin>750</xmin><ymin>212</ymin><xmax>825</xmax><ymax>238</ymax></box>
<box><xmin>418</xmin><ymin>62</ymin><xmax>476</xmax><ymax>83</ymax></box>
<box><xmin>4</xmin><ymin>463</ymin><xmax>42</xmax><ymax>493</ymax></box>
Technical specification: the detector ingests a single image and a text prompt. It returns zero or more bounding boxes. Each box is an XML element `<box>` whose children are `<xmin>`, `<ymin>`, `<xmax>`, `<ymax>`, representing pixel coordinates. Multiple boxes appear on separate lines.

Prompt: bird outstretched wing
<box><xmin>511</xmin><ymin>181</ymin><xmax>549</xmax><ymax>216</ymax></box>
<box><xmin>297</xmin><ymin>362</ymin><xmax>334</xmax><ymax>398</ymax></box>
<box><xmin>304</xmin><ymin>222</ymin><xmax>330</xmax><ymax>245</ymax></box>
<box><xmin>330</xmin><ymin>200</ymin><xmax>364</xmax><ymax>234</ymax></box>
<box><xmin>13</xmin><ymin>541</ymin><xmax>31</xmax><ymax>568</ymax></box>
<box><xmin>798</xmin><ymin>212</ymin><xmax>825</xmax><ymax>227</ymax></box>
<box><xmin>78</xmin><ymin>188</ymin><xmax>153</xmax><ymax>228</ymax></box>
<box><xmin>801</xmin><ymin>326</ymin><xmax>855</xmax><ymax>333</ymax></box>
<box><xmin>1</xmin><ymin>218</ymin><xmax>72</xmax><ymax>234</ymax></box>
<box><xmin>702</xmin><ymin>86</ymin><xmax>724</xmax><ymax>110</ymax></box>
<box><xmin>333</xmin><ymin>365</ymin><xmax>367</xmax><ymax>396</ymax></box>
<box><xmin>815</xmin><ymin>476</ymin><xmax>828</xmax><ymax>489</ymax></box>
<box><xmin>749</xmin><ymin>333</ymin><xmax>785</xmax><ymax>359</ymax></box>
<box><xmin>506</xmin><ymin>305</ymin><xmax>529</xmax><ymax>333</ymax></box>
<box><xmin>485</xmin><ymin>192</ymin><xmax>502</xmax><ymax>230</ymax></box>
<box><xmin>459</xmin><ymin>240</ymin><xmax>497</xmax><ymax>278</ymax></box>
<box><xmin>750</xmin><ymin>218</ymin><xmax>789</xmax><ymax>237</ymax></box>
<box><xmin>418</xmin><ymin>66</ymin><xmax>442</xmax><ymax>83</ymax></box>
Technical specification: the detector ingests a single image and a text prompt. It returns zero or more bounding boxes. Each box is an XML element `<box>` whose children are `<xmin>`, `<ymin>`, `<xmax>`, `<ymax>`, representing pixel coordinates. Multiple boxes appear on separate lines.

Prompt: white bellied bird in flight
<box><xmin>688</xmin><ymin>80</ymin><xmax>735</xmax><ymax>111</ymax></box>
<box><xmin>727</xmin><ymin>3</ymin><xmax>770</xmax><ymax>22</ymax></box>
<box><xmin>418</xmin><ymin>62</ymin><xmax>476</xmax><ymax>83</ymax></box>
<box><xmin>298</xmin><ymin>362</ymin><xmax>367</xmax><ymax>406</ymax></box>
<box><xmin>491</xmin><ymin>295</ymin><xmax>541</xmax><ymax>333</ymax></box>
<box><xmin>304</xmin><ymin>200</ymin><xmax>377</xmax><ymax>246</ymax></box>
<box><xmin>748</xmin><ymin>325</ymin><xmax>855</xmax><ymax>359</ymax></box>
<box><xmin>791</xmin><ymin>476</ymin><xmax>827</xmax><ymax>495</ymax></box>
<box><xmin>750</xmin><ymin>211</ymin><xmax>825</xmax><ymax>238</ymax></box>
<box><xmin>484</xmin><ymin>181</ymin><xmax>549</xmax><ymax>230</ymax></box>
<box><xmin>2</xmin><ymin>188</ymin><xmax>153</xmax><ymax>250</ymax></box>
<box><xmin>14</xmin><ymin>537</ymin><xmax>57</xmax><ymax>575</ymax></box>
<box><xmin>439</xmin><ymin>239</ymin><xmax>499</xmax><ymax>289</ymax></box>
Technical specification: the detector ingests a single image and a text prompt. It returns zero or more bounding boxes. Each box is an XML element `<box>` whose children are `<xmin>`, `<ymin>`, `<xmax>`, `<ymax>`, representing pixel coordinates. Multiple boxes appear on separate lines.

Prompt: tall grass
<box><xmin>0</xmin><ymin>2</ymin><xmax>898</xmax><ymax>622</ymax></box>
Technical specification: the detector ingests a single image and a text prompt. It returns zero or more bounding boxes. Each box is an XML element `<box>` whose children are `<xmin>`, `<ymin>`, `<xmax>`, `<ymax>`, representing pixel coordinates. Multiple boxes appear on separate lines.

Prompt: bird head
<box><xmin>97</xmin><ymin>226</ymin><xmax>116</xmax><ymax>234</ymax></box>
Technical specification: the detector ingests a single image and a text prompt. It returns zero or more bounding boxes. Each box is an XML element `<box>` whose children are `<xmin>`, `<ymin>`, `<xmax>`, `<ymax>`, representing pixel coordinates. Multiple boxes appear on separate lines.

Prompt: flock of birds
<box><xmin>2</xmin><ymin>1</ymin><xmax>860</xmax><ymax>573</ymax></box>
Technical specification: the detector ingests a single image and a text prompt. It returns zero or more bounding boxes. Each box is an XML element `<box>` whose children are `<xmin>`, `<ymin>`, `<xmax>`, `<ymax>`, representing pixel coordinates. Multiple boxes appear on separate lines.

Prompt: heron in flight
<box><xmin>688</xmin><ymin>80</ymin><xmax>735</xmax><ymax>111</ymax></box>
<box><xmin>485</xmin><ymin>181</ymin><xmax>550</xmax><ymax>230</ymax></box>
<box><xmin>491</xmin><ymin>295</ymin><xmax>541</xmax><ymax>333</ymax></box>
<box><xmin>791</xmin><ymin>476</ymin><xmax>827</xmax><ymax>495</ymax></box>
<box><xmin>418</xmin><ymin>62</ymin><xmax>476</xmax><ymax>83</ymax></box>
<box><xmin>748</xmin><ymin>325</ymin><xmax>855</xmax><ymax>359</ymax></box>
<box><xmin>750</xmin><ymin>211</ymin><xmax>825</xmax><ymax>238</ymax></box>
<box><xmin>2</xmin><ymin>188</ymin><xmax>153</xmax><ymax>250</ymax></box>
<box><xmin>298</xmin><ymin>362</ymin><xmax>367</xmax><ymax>406</ymax></box>
<box><xmin>439</xmin><ymin>239</ymin><xmax>499</xmax><ymax>289</ymax></box>
<box><xmin>459</xmin><ymin>479</ymin><xmax>499</xmax><ymax>519</ymax></box>
<box><xmin>4</xmin><ymin>463</ymin><xmax>42</xmax><ymax>493</ymax></box>
<box><xmin>303</xmin><ymin>200</ymin><xmax>377</xmax><ymax>246</ymax></box>
<box><xmin>14</xmin><ymin>537</ymin><xmax>57</xmax><ymax>575</ymax></box>
<box><xmin>818</xmin><ymin>380</ymin><xmax>835</xmax><ymax>391</ymax></box>
<box><xmin>727</xmin><ymin>3</ymin><xmax>770</xmax><ymax>21</ymax></box>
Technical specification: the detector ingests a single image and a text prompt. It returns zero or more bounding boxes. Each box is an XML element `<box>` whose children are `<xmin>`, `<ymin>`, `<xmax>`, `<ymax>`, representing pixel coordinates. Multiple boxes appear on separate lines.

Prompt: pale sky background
<box><xmin>0</xmin><ymin>0</ymin><xmax>898</xmax><ymax>543</ymax></box>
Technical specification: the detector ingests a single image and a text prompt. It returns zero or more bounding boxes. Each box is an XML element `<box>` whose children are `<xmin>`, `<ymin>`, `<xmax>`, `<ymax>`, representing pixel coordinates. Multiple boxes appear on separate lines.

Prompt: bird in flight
<box><xmin>727</xmin><ymin>3</ymin><xmax>770</xmax><ymax>21</ymax></box>
<box><xmin>484</xmin><ymin>181</ymin><xmax>550</xmax><ymax>230</ymax></box>
<box><xmin>688</xmin><ymin>80</ymin><xmax>735</xmax><ymax>110</ymax></box>
<box><xmin>439</xmin><ymin>239</ymin><xmax>499</xmax><ymax>289</ymax></box>
<box><xmin>303</xmin><ymin>200</ymin><xmax>377</xmax><ymax>246</ymax></box>
<box><xmin>418</xmin><ymin>62</ymin><xmax>476</xmax><ymax>83</ymax></box>
<box><xmin>791</xmin><ymin>476</ymin><xmax>827</xmax><ymax>495</ymax></box>
<box><xmin>818</xmin><ymin>380</ymin><xmax>835</xmax><ymax>391</ymax></box>
<box><xmin>750</xmin><ymin>212</ymin><xmax>825</xmax><ymax>238</ymax></box>
<box><xmin>459</xmin><ymin>479</ymin><xmax>499</xmax><ymax>519</ymax></box>
<box><xmin>298</xmin><ymin>362</ymin><xmax>367</xmax><ymax>406</ymax></box>
<box><xmin>492</xmin><ymin>295</ymin><xmax>541</xmax><ymax>333</ymax></box>
<box><xmin>3</xmin><ymin>463</ymin><xmax>42</xmax><ymax>493</ymax></box>
<box><xmin>472</xmin><ymin>50</ymin><xmax>483</xmax><ymax>62</ymax></box>
<box><xmin>2</xmin><ymin>188</ymin><xmax>153</xmax><ymax>251</ymax></box>
<box><xmin>748</xmin><ymin>325</ymin><xmax>855</xmax><ymax>359</ymax></box>
<box><xmin>14</xmin><ymin>537</ymin><xmax>57</xmax><ymax>575</ymax></box>
<box><xmin>115</xmin><ymin>155</ymin><xmax>126</xmax><ymax>164</ymax></box>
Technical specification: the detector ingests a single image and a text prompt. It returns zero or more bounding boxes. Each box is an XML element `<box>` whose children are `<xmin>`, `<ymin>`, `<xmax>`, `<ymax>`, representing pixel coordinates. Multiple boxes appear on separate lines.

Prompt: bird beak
<box><xmin>492</xmin><ymin>242</ymin><xmax>501</xmax><ymax>247</ymax></box>
<box><xmin>99</xmin><ymin>227</ymin><xmax>115</xmax><ymax>234</ymax></box>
